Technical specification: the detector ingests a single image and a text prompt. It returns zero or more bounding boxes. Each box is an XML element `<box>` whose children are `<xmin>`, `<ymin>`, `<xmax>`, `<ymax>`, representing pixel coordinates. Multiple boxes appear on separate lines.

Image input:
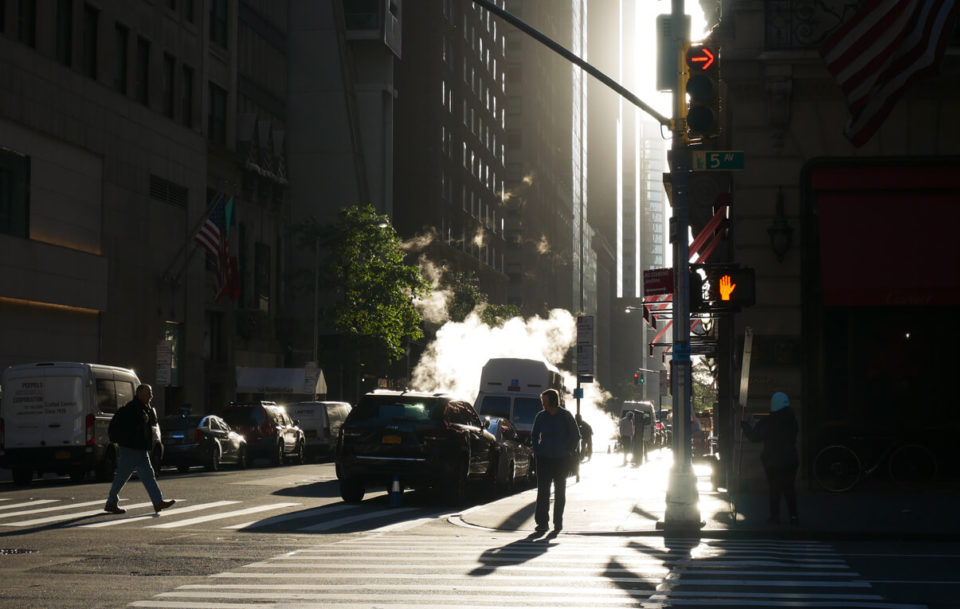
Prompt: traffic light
<box><xmin>703</xmin><ymin>266</ymin><xmax>755</xmax><ymax>310</ymax></box>
<box><xmin>684</xmin><ymin>43</ymin><xmax>720</xmax><ymax>139</ymax></box>
<box><xmin>633</xmin><ymin>371</ymin><xmax>640</xmax><ymax>385</ymax></box>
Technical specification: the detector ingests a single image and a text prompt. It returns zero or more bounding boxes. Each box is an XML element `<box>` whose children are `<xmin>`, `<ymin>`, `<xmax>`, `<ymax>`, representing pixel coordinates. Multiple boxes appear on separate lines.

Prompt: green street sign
<box><xmin>691</xmin><ymin>150</ymin><xmax>745</xmax><ymax>171</ymax></box>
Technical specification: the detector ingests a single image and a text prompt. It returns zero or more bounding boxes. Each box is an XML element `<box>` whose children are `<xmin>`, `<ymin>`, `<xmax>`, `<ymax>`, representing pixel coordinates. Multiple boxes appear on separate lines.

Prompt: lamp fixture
<box><xmin>767</xmin><ymin>187</ymin><xmax>793</xmax><ymax>263</ymax></box>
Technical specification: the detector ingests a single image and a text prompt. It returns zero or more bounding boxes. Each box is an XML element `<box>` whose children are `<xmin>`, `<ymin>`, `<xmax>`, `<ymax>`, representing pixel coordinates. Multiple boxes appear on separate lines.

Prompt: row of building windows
<box><xmin>439</xmin><ymin>215</ymin><xmax>504</xmax><ymax>273</ymax></box>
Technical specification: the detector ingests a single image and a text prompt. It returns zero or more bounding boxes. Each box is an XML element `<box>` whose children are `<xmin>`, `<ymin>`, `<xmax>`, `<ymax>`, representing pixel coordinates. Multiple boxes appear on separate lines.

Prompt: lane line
<box><xmin>79</xmin><ymin>501</ymin><xmax>239</xmax><ymax>528</ymax></box>
<box><xmin>146</xmin><ymin>502</ymin><xmax>301</xmax><ymax>528</ymax></box>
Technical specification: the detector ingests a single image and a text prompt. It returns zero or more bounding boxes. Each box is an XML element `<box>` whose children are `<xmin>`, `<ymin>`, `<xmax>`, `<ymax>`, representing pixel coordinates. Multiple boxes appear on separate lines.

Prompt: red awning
<box><xmin>812</xmin><ymin>164</ymin><xmax>960</xmax><ymax>306</ymax></box>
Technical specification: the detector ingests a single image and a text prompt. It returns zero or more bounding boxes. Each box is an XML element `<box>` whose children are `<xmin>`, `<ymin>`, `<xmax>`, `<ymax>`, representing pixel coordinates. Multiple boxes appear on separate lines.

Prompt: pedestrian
<box><xmin>575</xmin><ymin>413</ymin><xmax>593</xmax><ymax>462</ymax></box>
<box><xmin>104</xmin><ymin>384</ymin><xmax>176</xmax><ymax>515</ymax></box>
<box><xmin>531</xmin><ymin>388</ymin><xmax>580</xmax><ymax>532</ymax></box>
<box><xmin>741</xmin><ymin>391</ymin><xmax>799</xmax><ymax>525</ymax></box>
<box><xmin>619</xmin><ymin>411</ymin><xmax>635</xmax><ymax>465</ymax></box>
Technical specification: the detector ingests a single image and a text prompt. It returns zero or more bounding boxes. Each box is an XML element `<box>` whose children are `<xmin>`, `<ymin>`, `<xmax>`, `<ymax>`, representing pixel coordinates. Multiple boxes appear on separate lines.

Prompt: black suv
<box><xmin>335</xmin><ymin>390</ymin><xmax>497</xmax><ymax>505</ymax></box>
<box><xmin>221</xmin><ymin>401</ymin><xmax>305</xmax><ymax>466</ymax></box>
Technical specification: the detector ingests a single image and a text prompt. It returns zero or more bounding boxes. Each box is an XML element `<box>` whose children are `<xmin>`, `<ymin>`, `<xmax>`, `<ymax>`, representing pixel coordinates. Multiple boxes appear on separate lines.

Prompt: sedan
<box><xmin>484</xmin><ymin>416</ymin><xmax>535</xmax><ymax>493</ymax></box>
<box><xmin>160</xmin><ymin>414</ymin><xmax>248</xmax><ymax>472</ymax></box>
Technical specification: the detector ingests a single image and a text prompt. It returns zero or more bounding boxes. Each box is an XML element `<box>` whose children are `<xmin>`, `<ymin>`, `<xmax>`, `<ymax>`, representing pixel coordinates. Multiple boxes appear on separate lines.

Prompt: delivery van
<box><xmin>285</xmin><ymin>400</ymin><xmax>351</xmax><ymax>461</ymax></box>
<box><xmin>0</xmin><ymin>361</ymin><xmax>156</xmax><ymax>485</ymax></box>
<box><xmin>473</xmin><ymin>358</ymin><xmax>566</xmax><ymax>439</ymax></box>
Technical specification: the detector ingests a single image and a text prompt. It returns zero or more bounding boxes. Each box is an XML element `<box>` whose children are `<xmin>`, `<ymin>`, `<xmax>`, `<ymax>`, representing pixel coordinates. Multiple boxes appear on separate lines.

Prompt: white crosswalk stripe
<box><xmin>127</xmin><ymin>534</ymin><xmax>929</xmax><ymax>609</ymax></box>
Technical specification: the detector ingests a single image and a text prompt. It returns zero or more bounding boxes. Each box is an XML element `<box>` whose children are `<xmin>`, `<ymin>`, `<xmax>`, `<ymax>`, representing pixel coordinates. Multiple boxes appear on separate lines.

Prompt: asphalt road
<box><xmin>1</xmin><ymin>460</ymin><xmax>959</xmax><ymax>608</ymax></box>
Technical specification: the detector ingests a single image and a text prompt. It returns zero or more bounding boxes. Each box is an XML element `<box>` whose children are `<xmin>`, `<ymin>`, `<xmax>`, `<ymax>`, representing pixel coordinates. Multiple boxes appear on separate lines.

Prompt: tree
<box><xmin>293</xmin><ymin>204</ymin><xmax>429</xmax><ymax>364</ymax></box>
<box><xmin>441</xmin><ymin>271</ymin><xmax>521</xmax><ymax>327</ymax></box>
<box><xmin>692</xmin><ymin>357</ymin><xmax>718</xmax><ymax>414</ymax></box>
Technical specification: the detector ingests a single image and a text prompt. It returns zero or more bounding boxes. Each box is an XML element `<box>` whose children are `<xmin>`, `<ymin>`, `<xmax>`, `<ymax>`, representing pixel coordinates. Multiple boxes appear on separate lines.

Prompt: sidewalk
<box><xmin>456</xmin><ymin>450</ymin><xmax>960</xmax><ymax>540</ymax></box>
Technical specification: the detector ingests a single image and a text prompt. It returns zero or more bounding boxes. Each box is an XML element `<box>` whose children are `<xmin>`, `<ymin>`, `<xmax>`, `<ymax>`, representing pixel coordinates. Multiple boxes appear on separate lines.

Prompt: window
<box><xmin>162</xmin><ymin>53</ymin><xmax>175</xmax><ymax>118</ymax></box>
<box><xmin>18</xmin><ymin>0</ymin><xmax>36</xmax><ymax>47</ymax></box>
<box><xmin>82</xmin><ymin>4</ymin><xmax>98</xmax><ymax>79</ymax></box>
<box><xmin>0</xmin><ymin>147</ymin><xmax>30</xmax><ymax>238</ymax></box>
<box><xmin>113</xmin><ymin>24</ymin><xmax>128</xmax><ymax>93</ymax></box>
<box><xmin>56</xmin><ymin>0</ymin><xmax>73</xmax><ymax>66</ymax></box>
<box><xmin>136</xmin><ymin>36</ymin><xmax>150</xmax><ymax>105</ymax></box>
<box><xmin>208</xmin><ymin>82</ymin><xmax>226</xmax><ymax>144</ymax></box>
<box><xmin>210</xmin><ymin>0</ymin><xmax>227</xmax><ymax>47</ymax></box>
<box><xmin>182</xmin><ymin>65</ymin><xmax>194</xmax><ymax>128</ymax></box>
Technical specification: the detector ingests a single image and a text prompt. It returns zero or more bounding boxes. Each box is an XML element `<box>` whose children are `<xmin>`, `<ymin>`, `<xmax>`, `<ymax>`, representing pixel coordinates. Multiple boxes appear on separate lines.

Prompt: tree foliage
<box><xmin>293</xmin><ymin>204</ymin><xmax>429</xmax><ymax>363</ymax></box>
<box><xmin>441</xmin><ymin>271</ymin><xmax>521</xmax><ymax>327</ymax></box>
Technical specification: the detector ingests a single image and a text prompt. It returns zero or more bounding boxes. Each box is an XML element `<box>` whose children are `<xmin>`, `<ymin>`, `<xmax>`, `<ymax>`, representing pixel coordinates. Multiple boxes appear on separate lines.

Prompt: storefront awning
<box><xmin>235</xmin><ymin>367</ymin><xmax>327</xmax><ymax>395</ymax></box>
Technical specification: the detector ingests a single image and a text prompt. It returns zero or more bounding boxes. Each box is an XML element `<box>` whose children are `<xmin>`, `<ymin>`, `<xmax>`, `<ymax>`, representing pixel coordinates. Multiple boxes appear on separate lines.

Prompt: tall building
<box><xmin>0</xmin><ymin>0</ymin><xmax>290</xmax><ymax>414</ymax></box>
<box><xmin>394</xmin><ymin>0</ymin><xmax>508</xmax><ymax>302</ymax></box>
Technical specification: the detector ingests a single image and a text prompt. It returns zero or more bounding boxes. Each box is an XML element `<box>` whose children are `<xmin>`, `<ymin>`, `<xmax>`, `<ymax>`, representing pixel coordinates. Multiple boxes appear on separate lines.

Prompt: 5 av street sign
<box><xmin>692</xmin><ymin>150</ymin><xmax>745</xmax><ymax>171</ymax></box>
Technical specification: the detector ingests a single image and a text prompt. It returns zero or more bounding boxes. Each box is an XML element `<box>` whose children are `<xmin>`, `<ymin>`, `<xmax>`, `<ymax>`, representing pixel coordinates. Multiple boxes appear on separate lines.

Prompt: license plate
<box><xmin>55</xmin><ymin>450</ymin><xmax>71</xmax><ymax>459</ymax></box>
<box><xmin>381</xmin><ymin>435</ymin><xmax>401</xmax><ymax>444</ymax></box>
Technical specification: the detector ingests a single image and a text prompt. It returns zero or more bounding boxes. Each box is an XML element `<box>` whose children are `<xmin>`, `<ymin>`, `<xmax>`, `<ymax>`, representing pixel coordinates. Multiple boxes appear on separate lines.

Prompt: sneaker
<box><xmin>153</xmin><ymin>499</ymin><xmax>176</xmax><ymax>513</ymax></box>
<box><xmin>554</xmin><ymin>525</ymin><xmax>563</xmax><ymax>532</ymax></box>
<box><xmin>103</xmin><ymin>503</ymin><xmax>126</xmax><ymax>515</ymax></box>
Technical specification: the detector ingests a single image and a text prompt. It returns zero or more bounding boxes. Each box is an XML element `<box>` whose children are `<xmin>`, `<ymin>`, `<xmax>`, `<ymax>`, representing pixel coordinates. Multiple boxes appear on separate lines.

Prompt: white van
<box><xmin>286</xmin><ymin>401</ymin><xmax>351</xmax><ymax>461</ymax></box>
<box><xmin>0</xmin><ymin>362</ymin><xmax>155</xmax><ymax>485</ymax></box>
<box><xmin>473</xmin><ymin>358</ymin><xmax>566</xmax><ymax>439</ymax></box>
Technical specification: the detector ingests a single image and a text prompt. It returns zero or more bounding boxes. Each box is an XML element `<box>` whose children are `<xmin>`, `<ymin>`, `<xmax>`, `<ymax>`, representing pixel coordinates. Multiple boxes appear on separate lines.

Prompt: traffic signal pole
<box><xmin>661</xmin><ymin>0</ymin><xmax>702</xmax><ymax>535</ymax></box>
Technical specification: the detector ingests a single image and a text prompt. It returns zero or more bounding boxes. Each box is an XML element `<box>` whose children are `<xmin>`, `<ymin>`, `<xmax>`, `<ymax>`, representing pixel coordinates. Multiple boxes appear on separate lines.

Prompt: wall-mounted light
<box><xmin>767</xmin><ymin>187</ymin><xmax>793</xmax><ymax>263</ymax></box>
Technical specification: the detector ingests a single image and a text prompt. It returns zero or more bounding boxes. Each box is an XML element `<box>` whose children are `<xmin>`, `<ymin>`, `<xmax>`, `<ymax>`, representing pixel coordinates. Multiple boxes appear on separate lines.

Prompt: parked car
<box><xmin>483</xmin><ymin>416</ymin><xmax>534</xmax><ymax>492</ymax></box>
<box><xmin>286</xmin><ymin>401</ymin><xmax>351</xmax><ymax>461</ymax></box>
<box><xmin>160</xmin><ymin>414</ymin><xmax>248</xmax><ymax>472</ymax></box>
<box><xmin>335</xmin><ymin>389</ymin><xmax>497</xmax><ymax>505</ymax></box>
<box><xmin>221</xmin><ymin>401</ymin><xmax>305</xmax><ymax>466</ymax></box>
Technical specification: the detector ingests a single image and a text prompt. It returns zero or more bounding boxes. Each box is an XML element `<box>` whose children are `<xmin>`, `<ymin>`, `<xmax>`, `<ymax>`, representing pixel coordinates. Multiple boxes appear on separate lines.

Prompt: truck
<box><xmin>473</xmin><ymin>358</ymin><xmax>566</xmax><ymax>438</ymax></box>
<box><xmin>0</xmin><ymin>362</ymin><xmax>158</xmax><ymax>485</ymax></box>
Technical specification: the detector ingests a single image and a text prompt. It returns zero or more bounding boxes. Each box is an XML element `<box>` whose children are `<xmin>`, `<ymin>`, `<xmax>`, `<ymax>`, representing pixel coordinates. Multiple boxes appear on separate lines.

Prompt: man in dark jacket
<box><xmin>741</xmin><ymin>391</ymin><xmax>799</xmax><ymax>525</ymax></box>
<box><xmin>531</xmin><ymin>389</ymin><xmax>580</xmax><ymax>533</ymax></box>
<box><xmin>104</xmin><ymin>384</ymin><xmax>176</xmax><ymax>514</ymax></box>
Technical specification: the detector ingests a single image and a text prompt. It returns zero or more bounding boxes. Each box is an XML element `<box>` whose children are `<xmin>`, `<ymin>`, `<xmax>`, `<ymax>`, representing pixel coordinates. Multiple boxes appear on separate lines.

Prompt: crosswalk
<box><xmin>128</xmin><ymin>534</ymin><xmax>929</xmax><ymax>609</ymax></box>
<box><xmin>0</xmin><ymin>496</ymin><xmax>445</xmax><ymax>533</ymax></box>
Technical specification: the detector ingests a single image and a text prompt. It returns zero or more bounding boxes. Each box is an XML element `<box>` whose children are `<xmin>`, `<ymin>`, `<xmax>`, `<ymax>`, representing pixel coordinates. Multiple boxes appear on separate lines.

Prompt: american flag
<box><xmin>820</xmin><ymin>0</ymin><xmax>959</xmax><ymax>147</ymax></box>
<box><xmin>194</xmin><ymin>195</ymin><xmax>238</xmax><ymax>302</ymax></box>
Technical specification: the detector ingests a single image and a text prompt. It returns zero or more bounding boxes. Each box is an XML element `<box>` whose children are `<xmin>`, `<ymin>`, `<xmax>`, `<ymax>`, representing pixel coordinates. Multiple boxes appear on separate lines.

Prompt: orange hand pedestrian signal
<box><xmin>719</xmin><ymin>274</ymin><xmax>736</xmax><ymax>301</ymax></box>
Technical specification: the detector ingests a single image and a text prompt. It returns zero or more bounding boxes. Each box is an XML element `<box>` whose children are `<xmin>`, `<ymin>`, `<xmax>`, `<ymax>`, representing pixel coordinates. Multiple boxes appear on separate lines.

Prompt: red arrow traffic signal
<box><xmin>687</xmin><ymin>46</ymin><xmax>715</xmax><ymax>70</ymax></box>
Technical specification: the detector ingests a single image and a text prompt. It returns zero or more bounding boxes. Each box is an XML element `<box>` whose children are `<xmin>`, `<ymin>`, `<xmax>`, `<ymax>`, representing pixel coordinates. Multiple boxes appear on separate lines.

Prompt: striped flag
<box><xmin>194</xmin><ymin>195</ymin><xmax>239</xmax><ymax>302</ymax></box>
<box><xmin>820</xmin><ymin>0</ymin><xmax>959</xmax><ymax>147</ymax></box>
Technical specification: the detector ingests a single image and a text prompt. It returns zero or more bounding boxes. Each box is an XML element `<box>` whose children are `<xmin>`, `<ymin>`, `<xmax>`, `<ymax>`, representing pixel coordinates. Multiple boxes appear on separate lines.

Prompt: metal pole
<box><xmin>661</xmin><ymin>0</ymin><xmax>702</xmax><ymax>535</ymax></box>
<box><xmin>312</xmin><ymin>238</ymin><xmax>320</xmax><ymax>364</ymax></box>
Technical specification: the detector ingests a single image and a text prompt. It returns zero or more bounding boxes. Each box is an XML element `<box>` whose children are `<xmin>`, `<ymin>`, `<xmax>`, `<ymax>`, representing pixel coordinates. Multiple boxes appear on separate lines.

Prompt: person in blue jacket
<box><xmin>531</xmin><ymin>388</ymin><xmax>580</xmax><ymax>532</ymax></box>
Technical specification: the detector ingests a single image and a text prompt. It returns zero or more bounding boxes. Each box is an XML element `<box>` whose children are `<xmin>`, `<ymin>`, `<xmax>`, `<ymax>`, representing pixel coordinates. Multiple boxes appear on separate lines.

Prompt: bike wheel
<box><xmin>889</xmin><ymin>443</ymin><xmax>937</xmax><ymax>488</ymax></box>
<box><xmin>813</xmin><ymin>444</ymin><xmax>861</xmax><ymax>492</ymax></box>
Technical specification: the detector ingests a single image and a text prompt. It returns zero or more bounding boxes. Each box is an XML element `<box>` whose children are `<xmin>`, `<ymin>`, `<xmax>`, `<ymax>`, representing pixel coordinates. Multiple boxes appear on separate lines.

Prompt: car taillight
<box><xmin>85</xmin><ymin>413</ymin><xmax>96</xmax><ymax>446</ymax></box>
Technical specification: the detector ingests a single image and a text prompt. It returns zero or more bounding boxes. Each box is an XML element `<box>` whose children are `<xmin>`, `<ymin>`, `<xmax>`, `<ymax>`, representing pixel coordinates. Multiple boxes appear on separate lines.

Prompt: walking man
<box><xmin>741</xmin><ymin>391</ymin><xmax>799</xmax><ymax>525</ymax></box>
<box><xmin>104</xmin><ymin>384</ymin><xmax>176</xmax><ymax>514</ymax></box>
<box><xmin>531</xmin><ymin>389</ymin><xmax>580</xmax><ymax>532</ymax></box>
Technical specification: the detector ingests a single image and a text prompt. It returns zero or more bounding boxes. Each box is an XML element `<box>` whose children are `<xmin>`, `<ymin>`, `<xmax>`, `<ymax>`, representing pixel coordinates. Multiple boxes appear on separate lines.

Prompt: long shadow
<box><xmin>631</xmin><ymin>504</ymin><xmax>661</xmax><ymax>521</ymax></box>
<box><xmin>271</xmin><ymin>479</ymin><xmax>342</xmax><ymax>499</ymax></box>
<box><xmin>596</xmin><ymin>537</ymin><xmax>698</xmax><ymax>603</ymax></box>
<box><xmin>0</xmin><ymin>513</ymin><xmax>102</xmax><ymax>538</ymax></box>
<box><xmin>467</xmin><ymin>531</ymin><xmax>558</xmax><ymax>576</ymax></box>
<box><xmin>491</xmin><ymin>497</ymin><xmax>537</xmax><ymax>530</ymax></box>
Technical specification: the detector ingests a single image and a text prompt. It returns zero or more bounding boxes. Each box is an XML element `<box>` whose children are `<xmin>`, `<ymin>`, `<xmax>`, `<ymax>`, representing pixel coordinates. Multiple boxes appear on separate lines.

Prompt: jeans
<box><xmin>107</xmin><ymin>446</ymin><xmax>164</xmax><ymax>506</ymax></box>
<box><xmin>535</xmin><ymin>455</ymin><xmax>569</xmax><ymax>529</ymax></box>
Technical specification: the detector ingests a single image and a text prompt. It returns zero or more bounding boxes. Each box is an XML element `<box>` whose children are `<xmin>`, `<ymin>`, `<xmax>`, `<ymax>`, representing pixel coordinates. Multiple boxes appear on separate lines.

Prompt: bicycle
<box><xmin>813</xmin><ymin>436</ymin><xmax>938</xmax><ymax>492</ymax></box>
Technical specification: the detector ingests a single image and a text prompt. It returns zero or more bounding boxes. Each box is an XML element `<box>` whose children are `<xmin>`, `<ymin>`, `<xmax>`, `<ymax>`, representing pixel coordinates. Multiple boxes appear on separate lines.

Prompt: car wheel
<box><xmin>286</xmin><ymin>440</ymin><xmax>304</xmax><ymax>465</ymax></box>
<box><xmin>237</xmin><ymin>446</ymin><xmax>248</xmax><ymax>469</ymax></box>
<box><xmin>68</xmin><ymin>467</ymin><xmax>86</xmax><ymax>483</ymax></box>
<box><xmin>96</xmin><ymin>450</ymin><xmax>117</xmax><ymax>482</ymax></box>
<box><xmin>340</xmin><ymin>478</ymin><xmax>365</xmax><ymax>503</ymax></box>
<box><xmin>206</xmin><ymin>445</ymin><xmax>221</xmax><ymax>471</ymax></box>
<box><xmin>271</xmin><ymin>441</ymin><xmax>284</xmax><ymax>467</ymax></box>
<box><xmin>12</xmin><ymin>467</ymin><xmax>32</xmax><ymax>486</ymax></box>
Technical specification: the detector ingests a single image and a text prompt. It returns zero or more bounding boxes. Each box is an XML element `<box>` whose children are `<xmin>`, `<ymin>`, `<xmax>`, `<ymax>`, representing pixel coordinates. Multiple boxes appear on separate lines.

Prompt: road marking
<box><xmin>146</xmin><ymin>502</ymin><xmax>300</xmax><ymax>528</ymax></box>
<box><xmin>0</xmin><ymin>499</ymin><xmax>60</xmax><ymax>511</ymax></box>
<box><xmin>222</xmin><ymin>502</ymin><xmax>355</xmax><ymax>530</ymax></box>
<box><xmin>79</xmin><ymin>501</ymin><xmax>240</xmax><ymax>527</ymax></box>
<box><xmin>297</xmin><ymin>507</ymin><xmax>420</xmax><ymax>531</ymax></box>
<box><xmin>0</xmin><ymin>499</ymin><xmax>106</xmax><ymax>520</ymax></box>
<box><xmin>2</xmin><ymin>502</ymin><xmax>155</xmax><ymax>526</ymax></box>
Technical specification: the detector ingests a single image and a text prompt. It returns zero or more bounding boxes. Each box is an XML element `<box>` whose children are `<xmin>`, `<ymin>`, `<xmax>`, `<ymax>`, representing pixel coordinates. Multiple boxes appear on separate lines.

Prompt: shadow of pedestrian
<box><xmin>491</xmin><ymin>498</ymin><xmax>537</xmax><ymax>530</ymax></box>
<box><xmin>467</xmin><ymin>532</ymin><xmax>557</xmax><ymax>576</ymax></box>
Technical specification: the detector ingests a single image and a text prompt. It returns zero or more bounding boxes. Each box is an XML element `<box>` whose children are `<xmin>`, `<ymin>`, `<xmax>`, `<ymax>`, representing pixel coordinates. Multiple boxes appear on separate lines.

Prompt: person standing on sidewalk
<box><xmin>741</xmin><ymin>391</ymin><xmax>799</xmax><ymax>525</ymax></box>
<box><xmin>104</xmin><ymin>384</ymin><xmax>176</xmax><ymax>515</ymax></box>
<box><xmin>619</xmin><ymin>411</ymin><xmax>635</xmax><ymax>465</ymax></box>
<box><xmin>531</xmin><ymin>389</ymin><xmax>580</xmax><ymax>532</ymax></box>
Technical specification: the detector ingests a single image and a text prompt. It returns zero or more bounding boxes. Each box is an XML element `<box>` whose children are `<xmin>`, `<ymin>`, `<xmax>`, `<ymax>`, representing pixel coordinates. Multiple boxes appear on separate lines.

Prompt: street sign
<box><xmin>643</xmin><ymin>268</ymin><xmax>674</xmax><ymax>296</ymax></box>
<box><xmin>576</xmin><ymin>315</ymin><xmax>594</xmax><ymax>375</ymax></box>
<box><xmin>692</xmin><ymin>150</ymin><xmax>745</xmax><ymax>171</ymax></box>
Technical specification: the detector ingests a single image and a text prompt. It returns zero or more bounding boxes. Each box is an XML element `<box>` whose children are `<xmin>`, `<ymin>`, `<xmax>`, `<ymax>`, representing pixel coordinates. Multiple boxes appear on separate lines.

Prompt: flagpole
<box><xmin>161</xmin><ymin>192</ymin><xmax>227</xmax><ymax>285</ymax></box>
